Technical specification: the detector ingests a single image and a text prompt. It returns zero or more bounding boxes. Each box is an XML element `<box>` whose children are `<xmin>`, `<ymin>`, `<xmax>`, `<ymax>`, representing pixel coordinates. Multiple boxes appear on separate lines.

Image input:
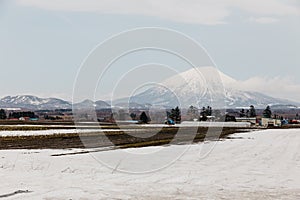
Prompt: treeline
<box><xmin>9</xmin><ymin>111</ymin><xmax>37</xmax><ymax>119</ymax></box>
<box><xmin>186</xmin><ymin>105</ymin><xmax>259</xmax><ymax>122</ymax></box>
<box><xmin>239</xmin><ymin>105</ymin><xmax>256</xmax><ymax>117</ymax></box>
<box><xmin>0</xmin><ymin>109</ymin><xmax>38</xmax><ymax>119</ymax></box>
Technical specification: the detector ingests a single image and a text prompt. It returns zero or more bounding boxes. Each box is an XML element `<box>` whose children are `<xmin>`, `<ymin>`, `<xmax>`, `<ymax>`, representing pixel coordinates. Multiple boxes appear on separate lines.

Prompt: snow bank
<box><xmin>1</xmin><ymin>129</ymin><xmax>299</xmax><ymax>199</ymax></box>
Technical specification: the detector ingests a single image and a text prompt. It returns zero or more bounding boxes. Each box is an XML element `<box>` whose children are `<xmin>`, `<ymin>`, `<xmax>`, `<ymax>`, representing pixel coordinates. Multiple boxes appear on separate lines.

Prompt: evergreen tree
<box><xmin>140</xmin><ymin>111</ymin><xmax>150</xmax><ymax>124</ymax></box>
<box><xmin>174</xmin><ymin>106</ymin><xmax>181</xmax><ymax>123</ymax></box>
<box><xmin>169</xmin><ymin>106</ymin><xmax>181</xmax><ymax>123</ymax></box>
<box><xmin>200</xmin><ymin>107</ymin><xmax>208</xmax><ymax>121</ymax></box>
<box><xmin>201</xmin><ymin>107</ymin><xmax>206</xmax><ymax>115</ymax></box>
<box><xmin>206</xmin><ymin>106</ymin><xmax>212</xmax><ymax>116</ymax></box>
<box><xmin>0</xmin><ymin>109</ymin><xmax>7</xmax><ymax>119</ymax></box>
<box><xmin>263</xmin><ymin>106</ymin><xmax>272</xmax><ymax>118</ymax></box>
<box><xmin>239</xmin><ymin>109</ymin><xmax>246</xmax><ymax>117</ymax></box>
<box><xmin>130</xmin><ymin>113</ymin><xmax>137</xmax><ymax>120</ymax></box>
<box><xmin>249</xmin><ymin>105</ymin><xmax>256</xmax><ymax>117</ymax></box>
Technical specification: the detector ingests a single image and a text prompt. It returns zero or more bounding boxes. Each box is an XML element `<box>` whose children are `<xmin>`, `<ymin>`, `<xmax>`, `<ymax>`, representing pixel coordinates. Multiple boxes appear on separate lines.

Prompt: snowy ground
<box><xmin>1</xmin><ymin>129</ymin><xmax>300</xmax><ymax>199</ymax></box>
<box><xmin>0</xmin><ymin>122</ymin><xmax>250</xmax><ymax>136</ymax></box>
<box><xmin>0</xmin><ymin>129</ymin><xmax>139</xmax><ymax>137</ymax></box>
<box><xmin>141</xmin><ymin>121</ymin><xmax>251</xmax><ymax>128</ymax></box>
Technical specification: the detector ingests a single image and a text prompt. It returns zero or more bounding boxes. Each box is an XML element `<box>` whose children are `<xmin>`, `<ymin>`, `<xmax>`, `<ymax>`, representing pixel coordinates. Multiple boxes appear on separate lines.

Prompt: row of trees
<box><xmin>112</xmin><ymin>108</ymin><xmax>181</xmax><ymax>124</ymax></box>
<box><xmin>262</xmin><ymin>106</ymin><xmax>286</xmax><ymax>120</ymax></box>
<box><xmin>0</xmin><ymin>104</ymin><xmax>284</xmax><ymax>123</ymax></box>
<box><xmin>186</xmin><ymin>105</ymin><xmax>276</xmax><ymax>121</ymax></box>
<box><xmin>111</xmin><ymin>110</ymin><xmax>151</xmax><ymax>123</ymax></box>
<box><xmin>9</xmin><ymin>111</ymin><xmax>37</xmax><ymax>119</ymax></box>
<box><xmin>236</xmin><ymin>105</ymin><xmax>277</xmax><ymax>119</ymax></box>
<box><xmin>200</xmin><ymin>106</ymin><xmax>212</xmax><ymax>121</ymax></box>
<box><xmin>128</xmin><ymin>107</ymin><xmax>182</xmax><ymax>124</ymax></box>
<box><xmin>187</xmin><ymin>106</ymin><xmax>213</xmax><ymax>121</ymax></box>
<box><xmin>0</xmin><ymin>110</ymin><xmax>38</xmax><ymax>119</ymax></box>
<box><xmin>239</xmin><ymin>105</ymin><xmax>256</xmax><ymax>118</ymax></box>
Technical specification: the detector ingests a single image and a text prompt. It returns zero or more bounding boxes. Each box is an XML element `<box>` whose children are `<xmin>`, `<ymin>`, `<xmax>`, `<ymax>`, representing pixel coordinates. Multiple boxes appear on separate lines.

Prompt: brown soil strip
<box><xmin>0</xmin><ymin>127</ymin><xmax>256</xmax><ymax>150</ymax></box>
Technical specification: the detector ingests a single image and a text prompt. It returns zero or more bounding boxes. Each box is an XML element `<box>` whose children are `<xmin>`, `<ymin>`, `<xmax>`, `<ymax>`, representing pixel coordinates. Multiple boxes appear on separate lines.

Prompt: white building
<box><xmin>261</xmin><ymin>118</ymin><xmax>282</xmax><ymax>127</ymax></box>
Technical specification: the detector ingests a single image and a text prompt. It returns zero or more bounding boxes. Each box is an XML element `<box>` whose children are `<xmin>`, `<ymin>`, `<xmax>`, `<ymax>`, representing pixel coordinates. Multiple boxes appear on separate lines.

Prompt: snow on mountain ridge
<box><xmin>0</xmin><ymin>95</ymin><xmax>71</xmax><ymax>110</ymax></box>
<box><xmin>1</xmin><ymin>95</ymin><xmax>44</xmax><ymax>105</ymax></box>
<box><xmin>0</xmin><ymin>95</ymin><xmax>112</xmax><ymax>110</ymax></box>
<box><xmin>127</xmin><ymin>66</ymin><xmax>299</xmax><ymax>108</ymax></box>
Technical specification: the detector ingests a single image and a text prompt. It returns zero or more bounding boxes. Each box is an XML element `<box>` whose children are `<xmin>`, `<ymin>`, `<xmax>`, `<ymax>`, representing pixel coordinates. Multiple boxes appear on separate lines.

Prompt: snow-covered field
<box><xmin>0</xmin><ymin>129</ymin><xmax>141</xmax><ymax>137</ymax></box>
<box><xmin>141</xmin><ymin>121</ymin><xmax>251</xmax><ymax>128</ymax></box>
<box><xmin>1</xmin><ymin>129</ymin><xmax>300</xmax><ymax>199</ymax></box>
<box><xmin>0</xmin><ymin>122</ymin><xmax>251</xmax><ymax>136</ymax></box>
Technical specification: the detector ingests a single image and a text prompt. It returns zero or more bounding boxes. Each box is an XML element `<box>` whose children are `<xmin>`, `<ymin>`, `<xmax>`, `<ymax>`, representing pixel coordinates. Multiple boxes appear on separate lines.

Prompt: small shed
<box><xmin>261</xmin><ymin>118</ymin><xmax>282</xmax><ymax>127</ymax></box>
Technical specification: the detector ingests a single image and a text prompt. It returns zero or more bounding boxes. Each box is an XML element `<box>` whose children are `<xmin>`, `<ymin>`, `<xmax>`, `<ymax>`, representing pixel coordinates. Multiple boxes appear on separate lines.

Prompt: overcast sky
<box><xmin>0</xmin><ymin>0</ymin><xmax>299</xmax><ymax>102</ymax></box>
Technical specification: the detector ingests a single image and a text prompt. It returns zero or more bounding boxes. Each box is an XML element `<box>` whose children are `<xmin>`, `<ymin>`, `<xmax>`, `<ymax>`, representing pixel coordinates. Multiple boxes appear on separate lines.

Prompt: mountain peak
<box><xmin>125</xmin><ymin>66</ymin><xmax>299</xmax><ymax>108</ymax></box>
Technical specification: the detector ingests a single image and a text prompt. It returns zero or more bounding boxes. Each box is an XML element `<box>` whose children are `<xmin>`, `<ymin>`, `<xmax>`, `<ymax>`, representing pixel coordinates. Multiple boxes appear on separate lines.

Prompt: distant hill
<box><xmin>0</xmin><ymin>95</ymin><xmax>71</xmax><ymax>110</ymax></box>
<box><xmin>0</xmin><ymin>96</ymin><xmax>110</xmax><ymax>110</ymax></box>
<box><xmin>73</xmin><ymin>99</ymin><xmax>110</xmax><ymax>110</ymax></box>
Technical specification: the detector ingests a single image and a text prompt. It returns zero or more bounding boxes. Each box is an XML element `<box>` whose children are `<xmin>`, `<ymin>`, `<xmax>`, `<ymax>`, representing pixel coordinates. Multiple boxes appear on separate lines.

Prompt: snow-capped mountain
<box><xmin>0</xmin><ymin>95</ymin><xmax>72</xmax><ymax>110</ymax></box>
<box><xmin>0</xmin><ymin>95</ymin><xmax>112</xmax><ymax>110</ymax></box>
<box><xmin>120</xmin><ymin>67</ymin><xmax>299</xmax><ymax>109</ymax></box>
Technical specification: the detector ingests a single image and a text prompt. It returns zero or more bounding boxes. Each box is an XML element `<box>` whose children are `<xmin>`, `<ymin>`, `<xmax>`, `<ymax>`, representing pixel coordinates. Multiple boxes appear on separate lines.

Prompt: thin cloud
<box><xmin>17</xmin><ymin>0</ymin><xmax>300</xmax><ymax>25</ymax></box>
<box><xmin>248</xmin><ymin>17</ymin><xmax>279</xmax><ymax>24</ymax></box>
<box><xmin>234</xmin><ymin>76</ymin><xmax>300</xmax><ymax>103</ymax></box>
